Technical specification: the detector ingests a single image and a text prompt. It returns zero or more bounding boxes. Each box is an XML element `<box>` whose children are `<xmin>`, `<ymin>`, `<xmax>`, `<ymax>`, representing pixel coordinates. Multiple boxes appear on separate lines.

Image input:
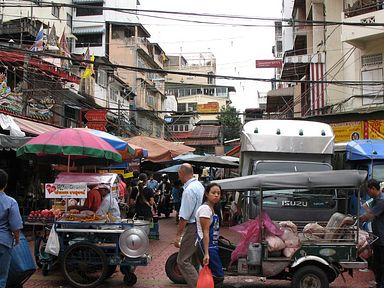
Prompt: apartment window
<box><xmin>177</xmin><ymin>103</ymin><xmax>186</xmax><ymax>111</ymax></box>
<box><xmin>110</xmin><ymin>87</ymin><xmax>118</xmax><ymax>102</ymax></box>
<box><xmin>97</xmin><ymin>70</ymin><xmax>108</xmax><ymax>88</ymax></box>
<box><xmin>276</xmin><ymin>40</ymin><xmax>282</xmax><ymax>53</ymax></box>
<box><xmin>146</xmin><ymin>94</ymin><xmax>155</xmax><ymax>108</ymax></box>
<box><xmin>76</xmin><ymin>3</ymin><xmax>103</xmax><ymax>16</ymax></box>
<box><xmin>75</xmin><ymin>34</ymin><xmax>102</xmax><ymax>47</ymax></box>
<box><xmin>362</xmin><ymin>69</ymin><xmax>384</xmax><ymax>105</ymax></box>
<box><xmin>52</xmin><ymin>5</ymin><xmax>60</xmax><ymax>18</ymax></box>
<box><xmin>208</xmin><ymin>72</ymin><xmax>214</xmax><ymax>84</ymax></box>
<box><xmin>188</xmin><ymin>102</ymin><xmax>197</xmax><ymax>111</ymax></box>
<box><xmin>66</xmin><ymin>13</ymin><xmax>72</xmax><ymax>28</ymax></box>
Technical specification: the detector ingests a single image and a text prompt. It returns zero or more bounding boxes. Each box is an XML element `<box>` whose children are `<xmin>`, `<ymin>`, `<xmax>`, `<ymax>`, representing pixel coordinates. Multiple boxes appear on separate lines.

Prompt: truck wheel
<box><xmin>165</xmin><ymin>252</ymin><xmax>186</xmax><ymax>284</ymax></box>
<box><xmin>123</xmin><ymin>272</ymin><xmax>137</xmax><ymax>286</ymax></box>
<box><xmin>292</xmin><ymin>265</ymin><xmax>329</xmax><ymax>288</ymax></box>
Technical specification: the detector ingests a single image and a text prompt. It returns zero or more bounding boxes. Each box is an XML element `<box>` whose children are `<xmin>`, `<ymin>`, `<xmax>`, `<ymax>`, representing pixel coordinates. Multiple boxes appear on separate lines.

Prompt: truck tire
<box><xmin>165</xmin><ymin>252</ymin><xmax>186</xmax><ymax>284</ymax></box>
<box><xmin>291</xmin><ymin>265</ymin><xmax>329</xmax><ymax>288</ymax></box>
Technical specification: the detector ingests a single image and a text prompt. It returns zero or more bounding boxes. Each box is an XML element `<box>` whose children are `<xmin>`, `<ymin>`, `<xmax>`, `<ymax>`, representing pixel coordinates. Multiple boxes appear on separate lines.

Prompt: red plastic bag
<box><xmin>196</xmin><ymin>266</ymin><xmax>214</xmax><ymax>288</ymax></box>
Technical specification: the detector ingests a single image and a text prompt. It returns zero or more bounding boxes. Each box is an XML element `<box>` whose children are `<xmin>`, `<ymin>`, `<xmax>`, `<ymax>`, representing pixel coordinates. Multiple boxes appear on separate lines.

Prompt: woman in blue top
<box><xmin>196</xmin><ymin>183</ymin><xmax>224</xmax><ymax>287</ymax></box>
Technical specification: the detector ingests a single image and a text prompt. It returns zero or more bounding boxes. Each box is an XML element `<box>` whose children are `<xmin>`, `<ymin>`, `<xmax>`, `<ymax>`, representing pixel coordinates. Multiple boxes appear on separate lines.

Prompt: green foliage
<box><xmin>217</xmin><ymin>105</ymin><xmax>242</xmax><ymax>141</ymax></box>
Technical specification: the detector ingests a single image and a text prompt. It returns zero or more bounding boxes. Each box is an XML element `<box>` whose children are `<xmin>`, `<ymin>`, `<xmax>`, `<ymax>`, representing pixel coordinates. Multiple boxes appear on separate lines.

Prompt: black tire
<box><xmin>42</xmin><ymin>263</ymin><xmax>49</xmax><ymax>276</ymax></box>
<box><xmin>123</xmin><ymin>272</ymin><xmax>137</xmax><ymax>286</ymax></box>
<box><xmin>291</xmin><ymin>265</ymin><xmax>329</xmax><ymax>288</ymax></box>
<box><xmin>106</xmin><ymin>265</ymin><xmax>117</xmax><ymax>278</ymax></box>
<box><xmin>165</xmin><ymin>252</ymin><xmax>186</xmax><ymax>284</ymax></box>
<box><xmin>61</xmin><ymin>242</ymin><xmax>108</xmax><ymax>288</ymax></box>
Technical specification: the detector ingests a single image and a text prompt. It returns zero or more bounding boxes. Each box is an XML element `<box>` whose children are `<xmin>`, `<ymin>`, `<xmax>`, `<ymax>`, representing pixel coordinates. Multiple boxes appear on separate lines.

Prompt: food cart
<box><xmin>166</xmin><ymin>170</ymin><xmax>376</xmax><ymax>288</ymax></box>
<box><xmin>29</xmin><ymin>172</ymin><xmax>152</xmax><ymax>287</ymax></box>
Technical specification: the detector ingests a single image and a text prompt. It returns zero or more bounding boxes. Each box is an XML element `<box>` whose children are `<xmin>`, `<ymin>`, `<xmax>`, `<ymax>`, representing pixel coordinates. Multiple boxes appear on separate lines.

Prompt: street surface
<box><xmin>25</xmin><ymin>214</ymin><xmax>374</xmax><ymax>288</ymax></box>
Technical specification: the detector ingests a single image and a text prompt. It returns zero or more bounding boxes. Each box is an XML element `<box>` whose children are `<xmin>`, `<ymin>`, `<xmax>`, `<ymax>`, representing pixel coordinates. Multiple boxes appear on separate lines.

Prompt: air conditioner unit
<box><xmin>187</xmin><ymin>107</ymin><xmax>193</xmax><ymax>112</ymax></box>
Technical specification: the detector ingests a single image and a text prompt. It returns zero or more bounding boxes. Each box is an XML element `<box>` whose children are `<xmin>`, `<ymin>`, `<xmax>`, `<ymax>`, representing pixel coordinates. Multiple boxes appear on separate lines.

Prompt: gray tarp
<box><xmin>215</xmin><ymin>170</ymin><xmax>367</xmax><ymax>191</ymax></box>
<box><xmin>0</xmin><ymin>134</ymin><xmax>32</xmax><ymax>150</ymax></box>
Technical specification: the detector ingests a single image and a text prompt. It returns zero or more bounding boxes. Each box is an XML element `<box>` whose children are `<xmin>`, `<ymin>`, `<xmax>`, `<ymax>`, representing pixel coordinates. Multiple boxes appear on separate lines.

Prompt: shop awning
<box><xmin>73</xmin><ymin>26</ymin><xmax>105</xmax><ymax>35</ymax></box>
<box><xmin>0</xmin><ymin>134</ymin><xmax>32</xmax><ymax>150</ymax></box>
<box><xmin>12</xmin><ymin>116</ymin><xmax>61</xmax><ymax>136</ymax></box>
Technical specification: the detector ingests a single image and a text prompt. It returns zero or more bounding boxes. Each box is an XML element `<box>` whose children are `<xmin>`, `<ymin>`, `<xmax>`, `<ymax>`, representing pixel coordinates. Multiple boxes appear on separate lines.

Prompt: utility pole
<box><xmin>21</xmin><ymin>55</ymin><xmax>30</xmax><ymax>116</ymax></box>
<box><xmin>118</xmin><ymin>99</ymin><xmax>121</xmax><ymax>135</ymax></box>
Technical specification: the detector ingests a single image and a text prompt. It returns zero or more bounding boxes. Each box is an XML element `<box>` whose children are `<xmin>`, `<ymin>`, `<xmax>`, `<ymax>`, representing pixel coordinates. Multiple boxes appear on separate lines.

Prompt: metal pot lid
<box><xmin>119</xmin><ymin>228</ymin><xmax>149</xmax><ymax>258</ymax></box>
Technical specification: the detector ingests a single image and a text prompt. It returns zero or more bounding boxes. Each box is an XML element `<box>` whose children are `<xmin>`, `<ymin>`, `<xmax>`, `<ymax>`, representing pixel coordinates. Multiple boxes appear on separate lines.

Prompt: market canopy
<box><xmin>0</xmin><ymin>134</ymin><xmax>32</xmax><ymax>150</ymax></box>
<box><xmin>123</xmin><ymin>135</ymin><xmax>195</xmax><ymax>162</ymax></box>
<box><xmin>215</xmin><ymin>170</ymin><xmax>367</xmax><ymax>191</ymax></box>
<box><xmin>185</xmin><ymin>155</ymin><xmax>239</xmax><ymax>168</ymax></box>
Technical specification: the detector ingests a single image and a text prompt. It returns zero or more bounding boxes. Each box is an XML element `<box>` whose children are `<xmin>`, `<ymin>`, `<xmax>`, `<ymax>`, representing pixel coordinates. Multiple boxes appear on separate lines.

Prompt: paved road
<box><xmin>24</xmin><ymin>215</ymin><xmax>375</xmax><ymax>288</ymax></box>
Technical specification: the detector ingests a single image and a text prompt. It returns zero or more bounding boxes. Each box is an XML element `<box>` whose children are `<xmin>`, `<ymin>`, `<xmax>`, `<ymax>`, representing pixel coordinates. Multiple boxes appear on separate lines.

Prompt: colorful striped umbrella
<box><xmin>75</xmin><ymin>128</ymin><xmax>148</xmax><ymax>160</ymax></box>
<box><xmin>16</xmin><ymin>128</ymin><xmax>122</xmax><ymax>165</ymax></box>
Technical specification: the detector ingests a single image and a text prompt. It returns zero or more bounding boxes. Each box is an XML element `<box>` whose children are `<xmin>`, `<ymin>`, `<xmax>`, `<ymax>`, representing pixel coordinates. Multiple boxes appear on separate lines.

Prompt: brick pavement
<box><xmin>24</xmin><ymin>215</ymin><xmax>375</xmax><ymax>288</ymax></box>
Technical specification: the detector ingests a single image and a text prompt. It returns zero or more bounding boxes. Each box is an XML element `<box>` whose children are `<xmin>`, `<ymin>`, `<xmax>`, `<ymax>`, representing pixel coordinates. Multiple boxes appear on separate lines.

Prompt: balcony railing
<box><xmin>344</xmin><ymin>0</ymin><xmax>384</xmax><ymax>17</ymax></box>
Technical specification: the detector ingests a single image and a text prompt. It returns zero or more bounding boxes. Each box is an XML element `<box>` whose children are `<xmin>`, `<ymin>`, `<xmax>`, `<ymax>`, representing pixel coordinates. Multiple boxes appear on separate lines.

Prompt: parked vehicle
<box><xmin>166</xmin><ymin>170</ymin><xmax>372</xmax><ymax>288</ymax></box>
<box><xmin>333</xmin><ymin>139</ymin><xmax>384</xmax><ymax>215</ymax></box>
<box><xmin>239</xmin><ymin>119</ymin><xmax>336</xmax><ymax>222</ymax></box>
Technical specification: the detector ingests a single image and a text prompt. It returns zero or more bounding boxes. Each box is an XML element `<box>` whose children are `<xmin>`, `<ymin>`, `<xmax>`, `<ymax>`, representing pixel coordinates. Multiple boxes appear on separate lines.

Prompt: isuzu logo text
<box><xmin>281</xmin><ymin>200</ymin><xmax>308</xmax><ymax>207</ymax></box>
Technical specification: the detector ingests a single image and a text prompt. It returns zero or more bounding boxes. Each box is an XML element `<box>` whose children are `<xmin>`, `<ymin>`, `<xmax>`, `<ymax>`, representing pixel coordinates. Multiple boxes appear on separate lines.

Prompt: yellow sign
<box><xmin>330</xmin><ymin>121</ymin><xmax>363</xmax><ymax>143</ymax></box>
<box><xmin>330</xmin><ymin>120</ymin><xmax>384</xmax><ymax>142</ymax></box>
<box><xmin>197</xmin><ymin>102</ymin><xmax>219</xmax><ymax>113</ymax></box>
<box><xmin>124</xmin><ymin>172</ymin><xmax>134</xmax><ymax>179</ymax></box>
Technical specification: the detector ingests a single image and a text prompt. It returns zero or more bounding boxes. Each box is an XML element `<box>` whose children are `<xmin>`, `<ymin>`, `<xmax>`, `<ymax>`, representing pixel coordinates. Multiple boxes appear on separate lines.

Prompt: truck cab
<box><xmin>239</xmin><ymin>120</ymin><xmax>337</xmax><ymax>222</ymax></box>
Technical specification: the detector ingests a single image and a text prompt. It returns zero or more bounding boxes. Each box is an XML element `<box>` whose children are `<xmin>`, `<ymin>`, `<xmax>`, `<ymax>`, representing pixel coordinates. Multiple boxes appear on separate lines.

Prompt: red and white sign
<box><xmin>45</xmin><ymin>183</ymin><xmax>87</xmax><ymax>199</ymax></box>
<box><xmin>85</xmin><ymin>110</ymin><xmax>107</xmax><ymax>121</ymax></box>
<box><xmin>256</xmin><ymin>59</ymin><xmax>283</xmax><ymax>68</ymax></box>
<box><xmin>86</xmin><ymin>121</ymin><xmax>107</xmax><ymax>131</ymax></box>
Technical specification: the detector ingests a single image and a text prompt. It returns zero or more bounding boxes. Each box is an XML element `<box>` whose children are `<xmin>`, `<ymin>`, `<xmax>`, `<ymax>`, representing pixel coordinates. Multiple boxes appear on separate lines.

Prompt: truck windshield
<box><xmin>252</xmin><ymin>161</ymin><xmax>332</xmax><ymax>174</ymax></box>
<box><xmin>372</xmin><ymin>163</ymin><xmax>384</xmax><ymax>182</ymax></box>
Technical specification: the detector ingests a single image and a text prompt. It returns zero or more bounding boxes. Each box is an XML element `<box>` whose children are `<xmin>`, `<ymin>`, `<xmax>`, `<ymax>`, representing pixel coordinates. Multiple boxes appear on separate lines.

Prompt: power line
<box><xmin>6</xmin><ymin>1</ymin><xmax>384</xmax><ymax>27</ymax></box>
<box><xmin>1</xmin><ymin>44</ymin><xmax>384</xmax><ymax>86</ymax></box>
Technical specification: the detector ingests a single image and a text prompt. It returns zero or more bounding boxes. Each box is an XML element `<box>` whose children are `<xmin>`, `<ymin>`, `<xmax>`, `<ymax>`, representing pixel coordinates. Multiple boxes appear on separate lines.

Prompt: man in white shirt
<box><xmin>174</xmin><ymin>163</ymin><xmax>204</xmax><ymax>288</ymax></box>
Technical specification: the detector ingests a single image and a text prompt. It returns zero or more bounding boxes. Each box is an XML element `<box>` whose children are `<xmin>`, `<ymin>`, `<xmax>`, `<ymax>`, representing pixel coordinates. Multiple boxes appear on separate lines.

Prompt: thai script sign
<box><xmin>45</xmin><ymin>183</ymin><xmax>88</xmax><ymax>198</ymax></box>
<box><xmin>197</xmin><ymin>102</ymin><xmax>219</xmax><ymax>113</ymax></box>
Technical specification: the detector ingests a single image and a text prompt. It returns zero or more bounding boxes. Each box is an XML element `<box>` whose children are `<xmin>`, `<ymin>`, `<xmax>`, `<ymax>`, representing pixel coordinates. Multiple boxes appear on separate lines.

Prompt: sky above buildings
<box><xmin>139</xmin><ymin>0</ymin><xmax>282</xmax><ymax>112</ymax></box>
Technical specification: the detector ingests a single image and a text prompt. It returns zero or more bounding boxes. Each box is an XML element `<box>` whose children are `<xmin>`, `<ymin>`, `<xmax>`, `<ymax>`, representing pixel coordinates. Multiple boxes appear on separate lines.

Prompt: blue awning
<box><xmin>346</xmin><ymin>140</ymin><xmax>384</xmax><ymax>160</ymax></box>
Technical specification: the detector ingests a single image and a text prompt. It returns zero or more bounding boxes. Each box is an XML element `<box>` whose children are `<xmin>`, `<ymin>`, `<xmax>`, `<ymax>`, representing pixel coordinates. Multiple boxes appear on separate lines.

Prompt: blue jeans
<box><xmin>0</xmin><ymin>244</ymin><xmax>12</xmax><ymax>288</ymax></box>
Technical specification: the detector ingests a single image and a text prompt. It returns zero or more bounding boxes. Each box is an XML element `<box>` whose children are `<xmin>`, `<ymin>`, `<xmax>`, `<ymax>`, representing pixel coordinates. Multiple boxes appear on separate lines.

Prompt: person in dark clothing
<box><xmin>360</xmin><ymin>179</ymin><xmax>384</xmax><ymax>288</ymax></box>
<box><xmin>129</xmin><ymin>173</ymin><xmax>155</xmax><ymax>220</ymax></box>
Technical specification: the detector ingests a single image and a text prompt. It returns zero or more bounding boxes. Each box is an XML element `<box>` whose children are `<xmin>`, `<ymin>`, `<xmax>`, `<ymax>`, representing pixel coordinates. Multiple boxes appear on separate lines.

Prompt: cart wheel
<box><xmin>42</xmin><ymin>263</ymin><xmax>49</xmax><ymax>276</ymax></box>
<box><xmin>292</xmin><ymin>265</ymin><xmax>329</xmax><ymax>288</ymax></box>
<box><xmin>165</xmin><ymin>252</ymin><xmax>186</xmax><ymax>284</ymax></box>
<box><xmin>62</xmin><ymin>242</ymin><xmax>108</xmax><ymax>288</ymax></box>
<box><xmin>106</xmin><ymin>265</ymin><xmax>117</xmax><ymax>278</ymax></box>
<box><xmin>123</xmin><ymin>272</ymin><xmax>137</xmax><ymax>286</ymax></box>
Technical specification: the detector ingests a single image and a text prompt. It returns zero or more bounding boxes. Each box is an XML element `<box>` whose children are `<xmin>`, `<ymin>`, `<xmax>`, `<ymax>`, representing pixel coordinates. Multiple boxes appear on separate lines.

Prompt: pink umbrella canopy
<box><xmin>16</xmin><ymin>128</ymin><xmax>122</xmax><ymax>165</ymax></box>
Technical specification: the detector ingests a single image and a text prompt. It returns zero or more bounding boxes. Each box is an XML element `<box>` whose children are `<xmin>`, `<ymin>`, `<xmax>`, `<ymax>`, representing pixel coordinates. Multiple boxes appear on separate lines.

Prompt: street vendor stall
<box><xmin>17</xmin><ymin>128</ymin><xmax>152</xmax><ymax>287</ymax></box>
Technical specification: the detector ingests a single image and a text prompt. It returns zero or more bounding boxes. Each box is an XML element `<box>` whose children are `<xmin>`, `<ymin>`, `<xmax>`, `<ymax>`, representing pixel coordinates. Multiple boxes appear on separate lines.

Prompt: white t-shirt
<box><xmin>196</xmin><ymin>204</ymin><xmax>213</xmax><ymax>239</ymax></box>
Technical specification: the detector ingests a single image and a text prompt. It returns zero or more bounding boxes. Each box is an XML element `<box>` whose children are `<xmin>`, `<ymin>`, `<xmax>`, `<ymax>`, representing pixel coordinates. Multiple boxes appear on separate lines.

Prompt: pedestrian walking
<box><xmin>359</xmin><ymin>179</ymin><xmax>384</xmax><ymax>288</ymax></box>
<box><xmin>129</xmin><ymin>173</ymin><xmax>155</xmax><ymax>221</ymax></box>
<box><xmin>196</xmin><ymin>183</ymin><xmax>224</xmax><ymax>287</ymax></box>
<box><xmin>174</xmin><ymin>163</ymin><xmax>204</xmax><ymax>288</ymax></box>
<box><xmin>0</xmin><ymin>169</ymin><xmax>23</xmax><ymax>288</ymax></box>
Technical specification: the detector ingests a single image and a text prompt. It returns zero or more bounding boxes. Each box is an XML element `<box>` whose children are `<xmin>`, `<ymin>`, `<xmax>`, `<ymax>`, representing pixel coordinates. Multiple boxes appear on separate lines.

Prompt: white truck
<box><xmin>239</xmin><ymin>119</ymin><xmax>338</xmax><ymax>222</ymax></box>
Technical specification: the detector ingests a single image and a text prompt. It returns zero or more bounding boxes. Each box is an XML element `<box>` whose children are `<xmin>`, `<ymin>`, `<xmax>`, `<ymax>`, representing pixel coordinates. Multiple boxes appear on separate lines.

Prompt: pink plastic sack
<box><xmin>196</xmin><ymin>266</ymin><xmax>214</xmax><ymax>288</ymax></box>
<box><xmin>229</xmin><ymin>211</ymin><xmax>282</xmax><ymax>264</ymax></box>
